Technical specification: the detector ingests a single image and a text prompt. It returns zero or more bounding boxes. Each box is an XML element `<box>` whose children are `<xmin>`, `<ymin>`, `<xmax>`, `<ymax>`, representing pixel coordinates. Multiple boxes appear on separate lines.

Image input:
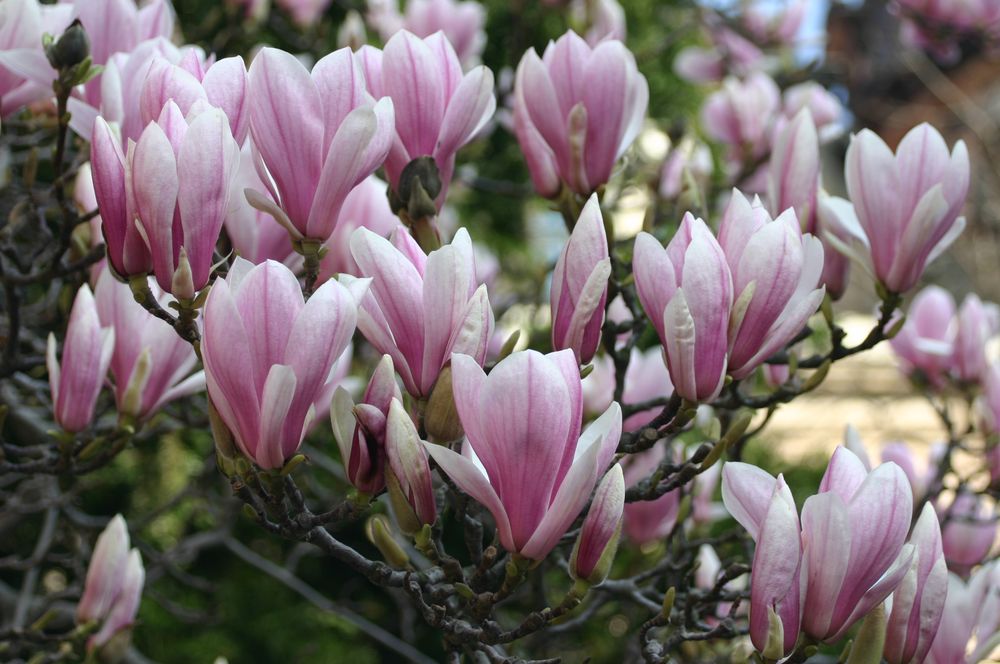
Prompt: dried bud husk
<box><xmin>208</xmin><ymin>399</ymin><xmax>239</xmax><ymax>477</ymax></box>
<box><xmin>424</xmin><ymin>366</ymin><xmax>464</xmax><ymax>443</ymax></box>
<box><xmin>385</xmin><ymin>466</ymin><xmax>422</xmax><ymax>536</ymax></box>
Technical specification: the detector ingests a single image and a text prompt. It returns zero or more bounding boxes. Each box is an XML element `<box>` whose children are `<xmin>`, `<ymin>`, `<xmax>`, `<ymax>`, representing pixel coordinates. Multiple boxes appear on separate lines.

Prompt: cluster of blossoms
<box><xmin>2</xmin><ymin>0</ymin><xmax>999</xmax><ymax>661</ymax></box>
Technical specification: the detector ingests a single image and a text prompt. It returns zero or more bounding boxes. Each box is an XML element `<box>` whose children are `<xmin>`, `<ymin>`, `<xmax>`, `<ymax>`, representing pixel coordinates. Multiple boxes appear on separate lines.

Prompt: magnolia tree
<box><xmin>0</xmin><ymin>0</ymin><xmax>998</xmax><ymax>662</ymax></box>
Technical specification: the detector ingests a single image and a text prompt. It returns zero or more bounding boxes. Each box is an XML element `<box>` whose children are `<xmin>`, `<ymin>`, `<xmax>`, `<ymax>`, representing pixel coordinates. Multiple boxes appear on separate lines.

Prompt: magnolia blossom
<box><xmin>91</xmin><ymin>102</ymin><xmax>241</xmax><ymax>297</ymax></box>
<box><xmin>368</xmin><ymin>0</ymin><xmax>488</xmax><ymax>68</ymax></box>
<box><xmin>77</xmin><ymin>515</ymin><xmax>145</xmax><ymax>652</ymax></box>
<box><xmin>633</xmin><ymin>215</ymin><xmax>733</xmax><ymax>402</ymax></box>
<box><xmin>673</xmin><ymin>28</ymin><xmax>763</xmax><ymax>84</ymax></box>
<box><xmin>884</xmin><ymin>503</ymin><xmax>948</xmax><ymax>664</ymax></box>
<box><xmin>768</xmin><ymin>109</ymin><xmax>851</xmax><ymax>299</ymax></box>
<box><xmin>926</xmin><ymin>562</ymin><xmax>1000</xmax><ymax>664</ymax></box>
<box><xmin>319</xmin><ymin>176</ymin><xmax>402</xmax><ymax>279</ymax></box>
<box><xmin>276</xmin><ymin>0</ymin><xmax>332</xmax><ymax>26</ymax></box>
<box><xmin>718</xmin><ymin>190</ymin><xmax>824</xmax><ymax>379</ymax></box>
<box><xmin>939</xmin><ymin>492</ymin><xmax>997</xmax><ymax>577</ymax></box>
<box><xmin>202</xmin><ymin>259</ymin><xmax>365</xmax><ymax>469</ymax></box>
<box><xmin>330</xmin><ymin>355</ymin><xmax>400</xmax><ymax>495</ymax></box>
<box><xmin>742</xmin><ymin>0</ymin><xmax>806</xmax><ymax>45</ymax></box>
<box><xmin>952</xmin><ymin>293</ymin><xmax>999</xmax><ymax>382</ymax></box>
<box><xmin>514</xmin><ymin>30</ymin><xmax>648</xmax><ymax>197</ymax></box>
<box><xmin>344</xmin><ymin>227</ymin><xmax>493</xmax><ymax>400</ymax></box>
<box><xmin>701</xmin><ymin>72</ymin><xmax>780</xmax><ymax>159</ymax></box>
<box><xmin>71</xmin><ymin>38</ymin><xmax>192</xmax><ymax>144</ymax></box>
<box><xmin>139</xmin><ymin>54</ymin><xmax>249</xmax><ymax>144</ymax></box>
<box><xmin>94</xmin><ymin>269</ymin><xmax>204</xmax><ymax>421</ymax></box>
<box><xmin>890</xmin><ymin>286</ymin><xmax>957</xmax><ymax>387</ymax></box>
<box><xmin>659</xmin><ymin>138</ymin><xmax>712</xmax><ymax>200</ymax></box>
<box><xmin>825</xmin><ymin>123</ymin><xmax>969</xmax><ymax>294</ymax></box>
<box><xmin>570</xmin><ymin>464</ymin><xmax>624</xmax><ymax>584</ymax></box>
<box><xmin>47</xmin><ymin>285</ymin><xmax>115</xmax><ymax>433</ymax></box>
<box><xmin>723</xmin><ymin>447</ymin><xmax>915</xmax><ymax>654</ymax></box>
<box><xmin>248</xmin><ymin>47</ymin><xmax>394</xmax><ymax>243</ymax></box>
<box><xmin>224</xmin><ymin>141</ymin><xmax>296</xmax><ymax>266</ymax></box>
<box><xmin>358</xmin><ymin>30</ymin><xmax>495</xmax><ymax>207</ymax></box>
<box><xmin>385</xmin><ymin>397</ymin><xmax>437</xmax><ymax>533</ymax></box>
<box><xmin>425</xmin><ymin>350</ymin><xmax>622</xmax><ymax>560</ymax></box>
<box><xmin>550</xmin><ymin>195</ymin><xmax>610</xmax><ymax>365</ymax></box>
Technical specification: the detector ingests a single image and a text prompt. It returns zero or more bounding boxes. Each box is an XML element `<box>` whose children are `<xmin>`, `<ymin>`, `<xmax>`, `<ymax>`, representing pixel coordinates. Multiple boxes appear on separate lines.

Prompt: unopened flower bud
<box><xmin>391</xmin><ymin>156</ymin><xmax>442</xmax><ymax>221</ymax></box>
<box><xmin>385</xmin><ymin>399</ymin><xmax>437</xmax><ymax>535</ymax></box>
<box><xmin>424</xmin><ymin>366</ymin><xmax>464</xmax><ymax>443</ymax></box>
<box><xmin>46</xmin><ymin>20</ymin><xmax>90</xmax><ymax>70</ymax></box>
<box><xmin>365</xmin><ymin>515</ymin><xmax>410</xmax><ymax>568</ymax></box>
<box><xmin>570</xmin><ymin>465</ymin><xmax>624</xmax><ymax>585</ymax></box>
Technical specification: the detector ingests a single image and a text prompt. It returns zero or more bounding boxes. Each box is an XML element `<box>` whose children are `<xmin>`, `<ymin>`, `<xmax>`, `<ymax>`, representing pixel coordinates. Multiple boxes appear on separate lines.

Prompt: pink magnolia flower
<box><xmin>385</xmin><ymin>397</ymin><xmax>437</xmax><ymax>533</ymax></box>
<box><xmin>344</xmin><ymin>226</ymin><xmax>493</xmax><ymax>400</ymax></box>
<box><xmin>673</xmin><ymin>28</ymin><xmax>763</xmax><ymax>84</ymax></box>
<box><xmin>622</xmin><ymin>346</ymin><xmax>674</xmax><ymax>431</ymax></box>
<box><xmin>94</xmin><ymin>269</ymin><xmax>204</xmax><ymax>421</ymax></box>
<box><xmin>832</xmin><ymin>123</ymin><xmax>969</xmax><ymax>293</ymax></box>
<box><xmin>223</xmin><ymin>141</ymin><xmax>297</xmax><ymax>266</ymax></box>
<box><xmin>369</xmin><ymin>0</ymin><xmax>487</xmax><ymax>68</ymax></box>
<box><xmin>633</xmin><ymin>215</ymin><xmax>733</xmax><ymax>402</ymax></box>
<box><xmin>799</xmin><ymin>448</ymin><xmax>915</xmax><ymax>642</ymax></box>
<box><xmin>939</xmin><ymin>492</ymin><xmax>996</xmax><ymax>577</ymax></box>
<box><xmin>926</xmin><ymin>562</ymin><xmax>1000</xmax><ymax>664</ymax></box>
<box><xmin>951</xmin><ymin>294</ymin><xmax>999</xmax><ymax>382</ymax></box>
<box><xmin>91</xmin><ymin>116</ymin><xmax>151</xmax><ymax>279</ymax></box>
<box><xmin>768</xmin><ymin>109</ymin><xmax>851</xmax><ymax>300</ymax></box>
<box><xmin>76</xmin><ymin>515</ymin><xmax>145</xmax><ymax>652</ymax></box>
<box><xmin>718</xmin><ymin>190</ymin><xmax>825</xmax><ymax>379</ymax></box>
<box><xmin>125</xmin><ymin>103</ymin><xmax>241</xmax><ymax>298</ymax></box>
<box><xmin>721</xmin><ymin>463</ymin><xmax>801</xmax><ymax>656</ymax></box>
<box><xmin>571</xmin><ymin>464</ymin><xmax>624</xmax><ymax>584</ymax></box>
<box><xmin>550</xmin><ymin>195</ymin><xmax>611</xmax><ymax>365</ymax></box>
<box><xmin>659</xmin><ymin>138</ymin><xmax>712</xmax><ymax>200</ymax></box>
<box><xmin>890</xmin><ymin>286</ymin><xmax>957</xmax><ymax>387</ymax></box>
<box><xmin>71</xmin><ymin>38</ymin><xmax>191</xmax><ymax>144</ymax></box>
<box><xmin>884</xmin><ymin>503</ymin><xmax>948</xmax><ymax>664</ymax></box>
<box><xmin>743</xmin><ymin>0</ymin><xmax>806</xmax><ymax>45</ymax></box>
<box><xmin>781</xmin><ymin>82</ymin><xmax>844</xmax><ymax>141</ymax></box>
<box><xmin>139</xmin><ymin>54</ymin><xmax>250</xmax><ymax>144</ymax></box>
<box><xmin>275</xmin><ymin>0</ymin><xmax>332</xmax><ymax>26</ymax></box>
<box><xmin>622</xmin><ymin>444</ymin><xmax>681</xmax><ymax>546</ymax></box>
<box><xmin>247</xmin><ymin>47</ymin><xmax>394</xmax><ymax>243</ymax></box>
<box><xmin>581</xmin><ymin>0</ymin><xmax>626</xmax><ymax>46</ymax></box>
<box><xmin>47</xmin><ymin>285</ymin><xmax>115</xmax><ymax>433</ymax></box>
<box><xmin>319</xmin><ymin>176</ymin><xmax>402</xmax><ymax>279</ymax></box>
<box><xmin>358</xmin><ymin>30</ymin><xmax>495</xmax><ymax>207</ymax></box>
<box><xmin>330</xmin><ymin>355</ymin><xmax>401</xmax><ymax>495</ymax></box>
<box><xmin>424</xmin><ymin>350</ymin><xmax>622</xmax><ymax>560</ymax></box>
<box><xmin>201</xmin><ymin>259</ymin><xmax>366</xmax><ymax>470</ymax></box>
<box><xmin>723</xmin><ymin>447</ymin><xmax>916</xmax><ymax>653</ymax></box>
<box><xmin>514</xmin><ymin>30</ymin><xmax>648</xmax><ymax>197</ymax></box>
<box><xmin>701</xmin><ymin>72</ymin><xmax>780</xmax><ymax>158</ymax></box>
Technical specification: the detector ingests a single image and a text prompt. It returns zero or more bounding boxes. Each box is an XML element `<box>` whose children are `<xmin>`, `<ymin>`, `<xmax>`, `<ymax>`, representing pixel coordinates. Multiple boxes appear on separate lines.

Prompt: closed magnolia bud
<box><xmin>424</xmin><ymin>365</ymin><xmax>464</xmax><ymax>443</ymax></box>
<box><xmin>390</xmin><ymin>156</ymin><xmax>442</xmax><ymax>220</ymax></box>
<box><xmin>385</xmin><ymin>399</ymin><xmax>437</xmax><ymax>535</ymax></box>
<box><xmin>570</xmin><ymin>465</ymin><xmax>624</xmax><ymax>585</ymax></box>
<box><xmin>46</xmin><ymin>19</ymin><xmax>90</xmax><ymax>70</ymax></box>
<box><xmin>47</xmin><ymin>285</ymin><xmax>115</xmax><ymax>433</ymax></box>
<box><xmin>550</xmin><ymin>194</ymin><xmax>611</xmax><ymax>365</ymax></box>
<box><xmin>365</xmin><ymin>514</ymin><xmax>410</xmax><ymax>568</ymax></box>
